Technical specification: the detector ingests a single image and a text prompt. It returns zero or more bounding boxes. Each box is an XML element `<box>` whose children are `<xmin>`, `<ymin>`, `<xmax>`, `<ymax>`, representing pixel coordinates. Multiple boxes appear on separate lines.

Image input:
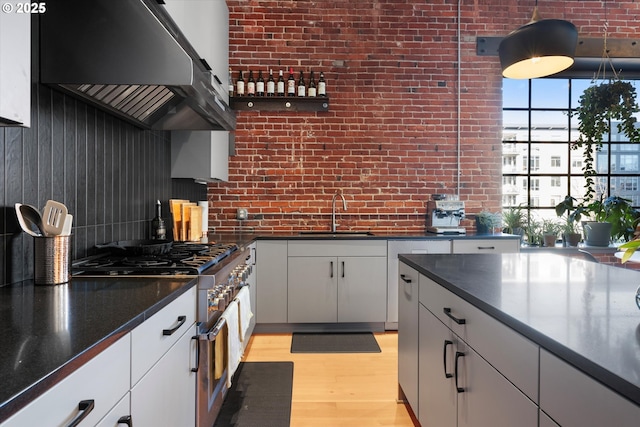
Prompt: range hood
<box><xmin>39</xmin><ymin>0</ymin><xmax>235</xmax><ymax>131</ymax></box>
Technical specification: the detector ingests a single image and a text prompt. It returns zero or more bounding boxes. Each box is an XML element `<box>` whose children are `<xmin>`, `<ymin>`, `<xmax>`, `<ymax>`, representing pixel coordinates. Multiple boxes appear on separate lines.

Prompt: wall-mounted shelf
<box><xmin>230</xmin><ymin>96</ymin><xmax>330</xmax><ymax>112</ymax></box>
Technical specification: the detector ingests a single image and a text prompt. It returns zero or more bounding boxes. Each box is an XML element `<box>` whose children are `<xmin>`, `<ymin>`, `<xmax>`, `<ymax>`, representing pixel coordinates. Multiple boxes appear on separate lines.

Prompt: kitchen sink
<box><xmin>298</xmin><ymin>231</ymin><xmax>375</xmax><ymax>237</ymax></box>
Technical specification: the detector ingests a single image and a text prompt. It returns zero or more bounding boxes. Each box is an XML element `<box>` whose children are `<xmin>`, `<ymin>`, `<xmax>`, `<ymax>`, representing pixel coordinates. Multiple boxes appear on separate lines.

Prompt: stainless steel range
<box><xmin>72</xmin><ymin>241</ymin><xmax>256</xmax><ymax>427</ymax></box>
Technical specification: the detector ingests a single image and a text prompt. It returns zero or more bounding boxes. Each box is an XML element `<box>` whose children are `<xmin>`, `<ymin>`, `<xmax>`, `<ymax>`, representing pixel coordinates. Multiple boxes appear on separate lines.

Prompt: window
<box><xmin>502</xmin><ymin>78</ymin><xmax>640</xmax><ymax>225</ymax></box>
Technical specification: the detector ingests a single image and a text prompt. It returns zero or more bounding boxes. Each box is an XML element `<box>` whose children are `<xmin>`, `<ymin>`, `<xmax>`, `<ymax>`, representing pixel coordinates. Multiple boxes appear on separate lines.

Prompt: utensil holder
<box><xmin>34</xmin><ymin>235</ymin><xmax>71</xmax><ymax>285</ymax></box>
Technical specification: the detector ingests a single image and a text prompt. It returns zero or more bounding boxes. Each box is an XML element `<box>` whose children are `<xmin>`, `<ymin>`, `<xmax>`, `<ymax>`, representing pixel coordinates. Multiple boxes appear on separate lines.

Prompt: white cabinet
<box><xmin>131</xmin><ymin>324</ymin><xmax>197</xmax><ymax>427</ymax></box>
<box><xmin>287</xmin><ymin>240</ymin><xmax>387</xmax><ymax>324</ymax></box>
<box><xmin>399</xmin><ymin>262</ymin><xmax>538</xmax><ymax>427</ymax></box>
<box><xmin>397</xmin><ymin>262</ymin><xmax>421</xmax><ymax>413</ymax></box>
<box><xmin>3</xmin><ymin>335</ymin><xmax>131</xmax><ymax>427</ymax></box>
<box><xmin>540</xmin><ymin>349</ymin><xmax>640</xmax><ymax>427</ymax></box>
<box><xmin>451</xmin><ymin>238</ymin><xmax>519</xmax><ymax>253</ymax></box>
<box><xmin>386</xmin><ymin>239</ymin><xmax>451</xmax><ymax>327</ymax></box>
<box><xmin>130</xmin><ymin>287</ymin><xmax>197</xmax><ymax>427</ymax></box>
<box><xmin>163</xmin><ymin>0</ymin><xmax>229</xmax><ymax>102</ymax></box>
<box><xmin>165</xmin><ymin>0</ymin><xmax>231</xmax><ymax>182</ymax></box>
<box><xmin>171</xmin><ymin>130</ymin><xmax>229</xmax><ymax>182</ymax></box>
<box><xmin>255</xmin><ymin>240</ymin><xmax>288</xmax><ymax>323</ymax></box>
<box><xmin>0</xmin><ymin>7</ymin><xmax>30</xmax><ymax>127</ymax></box>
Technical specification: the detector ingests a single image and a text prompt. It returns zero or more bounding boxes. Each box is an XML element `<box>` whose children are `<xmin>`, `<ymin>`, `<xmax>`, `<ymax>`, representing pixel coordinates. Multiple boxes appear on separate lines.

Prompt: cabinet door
<box><xmin>540</xmin><ymin>349</ymin><xmax>640</xmax><ymax>427</ymax></box>
<box><xmin>0</xmin><ymin>9</ymin><xmax>30</xmax><ymax>126</ymax></box>
<box><xmin>131</xmin><ymin>324</ymin><xmax>197</xmax><ymax>427</ymax></box>
<box><xmin>456</xmin><ymin>341</ymin><xmax>538</xmax><ymax>427</ymax></box>
<box><xmin>539</xmin><ymin>410</ymin><xmax>561</xmax><ymax>427</ymax></box>
<box><xmin>337</xmin><ymin>256</ymin><xmax>386</xmax><ymax>323</ymax></box>
<box><xmin>288</xmin><ymin>256</ymin><xmax>337</xmax><ymax>322</ymax></box>
<box><xmin>418</xmin><ymin>304</ymin><xmax>457</xmax><ymax>427</ymax></box>
<box><xmin>397</xmin><ymin>262</ymin><xmax>420</xmax><ymax>412</ymax></box>
<box><xmin>255</xmin><ymin>240</ymin><xmax>288</xmax><ymax>323</ymax></box>
<box><xmin>96</xmin><ymin>393</ymin><xmax>131</xmax><ymax>427</ymax></box>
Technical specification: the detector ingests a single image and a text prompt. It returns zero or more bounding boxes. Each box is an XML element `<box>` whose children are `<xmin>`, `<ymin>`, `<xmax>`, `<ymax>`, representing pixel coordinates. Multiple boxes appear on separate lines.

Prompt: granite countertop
<box><xmin>0</xmin><ymin>277</ymin><xmax>196</xmax><ymax>422</ymax></box>
<box><xmin>399</xmin><ymin>252</ymin><xmax>640</xmax><ymax>406</ymax></box>
<box><xmin>208</xmin><ymin>230</ymin><xmax>520</xmax><ymax>247</ymax></box>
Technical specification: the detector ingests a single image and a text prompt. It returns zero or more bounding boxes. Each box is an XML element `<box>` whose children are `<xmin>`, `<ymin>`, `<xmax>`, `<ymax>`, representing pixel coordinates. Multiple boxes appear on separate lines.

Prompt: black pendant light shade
<box><xmin>499</xmin><ymin>15</ymin><xmax>578</xmax><ymax>79</ymax></box>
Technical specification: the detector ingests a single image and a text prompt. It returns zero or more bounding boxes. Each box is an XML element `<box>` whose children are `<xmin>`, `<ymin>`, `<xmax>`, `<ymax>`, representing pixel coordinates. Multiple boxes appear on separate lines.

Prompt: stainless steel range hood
<box><xmin>39</xmin><ymin>0</ymin><xmax>235</xmax><ymax>131</ymax></box>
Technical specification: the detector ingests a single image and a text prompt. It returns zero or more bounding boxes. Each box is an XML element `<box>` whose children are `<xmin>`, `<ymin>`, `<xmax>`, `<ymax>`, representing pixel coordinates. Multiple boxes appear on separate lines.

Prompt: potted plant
<box><xmin>475</xmin><ymin>211</ymin><xmax>501</xmax><ymax>234</ymax></box>
<box><xmin>559</xmin><ymin>215</ymin><xmax>582</xmax><ymax>247</ymax></box>
<box><xmin>502</xmin><ymin>205</ymin><xmax>526</xmax><ymax>238</ymax></box>
<box><xmin>524</xmin><ymin>216</ymin><xmax>542</xmax><ymax>246</ymax></box>
<box><xmin>555</xmin><ymin>195</ymin><xmax>639</xmax><ymax>246</ymax></box>
<box><xmin>573</xmin><ymin>80</ymin><xmax>640</xmax><ymax>201</ymax></box>
<box><xmin>541</xmin><ymin>218</ymin><xmax>560</xmax><ymax>247</ymax></box>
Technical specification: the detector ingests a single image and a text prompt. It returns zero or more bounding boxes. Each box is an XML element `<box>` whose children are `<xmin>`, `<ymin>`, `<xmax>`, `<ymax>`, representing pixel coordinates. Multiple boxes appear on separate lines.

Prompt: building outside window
<box><xmin>502</xmin><ymin>78</ymin><xmax>640</xmax><ymax>226</ymax></box>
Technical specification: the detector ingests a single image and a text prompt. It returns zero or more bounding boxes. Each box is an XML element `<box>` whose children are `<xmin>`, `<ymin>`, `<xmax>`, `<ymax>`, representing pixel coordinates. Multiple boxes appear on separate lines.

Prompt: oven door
<box><xmin>195</xmin><ymin>318</ymin><xmax>228</xmax><ymax>427</ymax></box>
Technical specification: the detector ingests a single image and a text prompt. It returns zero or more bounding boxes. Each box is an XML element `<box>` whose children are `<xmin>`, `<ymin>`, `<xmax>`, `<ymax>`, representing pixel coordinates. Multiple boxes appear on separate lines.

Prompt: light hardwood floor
<box><xmin>242</xmin><ymin>332</ymin><xmax>415</xmax><ymax>427</ymax></box>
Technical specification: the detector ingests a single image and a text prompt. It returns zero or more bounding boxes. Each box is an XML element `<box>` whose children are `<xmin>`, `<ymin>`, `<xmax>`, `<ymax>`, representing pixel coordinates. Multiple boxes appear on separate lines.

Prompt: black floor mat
<box><xmin>214</xmin><ymin>361</ymin><xmax>293</xmax><ymax>427</ymax></box>
<box><xmin>290</xmin><ymin>332</ymin><xmax>381</xmax><ymax>353</ymax></box>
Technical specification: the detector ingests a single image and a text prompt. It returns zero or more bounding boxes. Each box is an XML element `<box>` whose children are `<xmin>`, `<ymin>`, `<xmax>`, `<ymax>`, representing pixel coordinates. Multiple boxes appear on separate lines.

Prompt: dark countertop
<box><xmin>0</xmin><ymin>277</ymin><xmax>196</xmax><ymax>422</ymax></box>
<box><xmin>399</xmin><ymin>252</ymin><xmax>640</xmax><ymax>406</ymax></box>
<box><xmin>208</xmin><ymin>230</ymin><xmax>520</xmax><ymax>248</ymax></box>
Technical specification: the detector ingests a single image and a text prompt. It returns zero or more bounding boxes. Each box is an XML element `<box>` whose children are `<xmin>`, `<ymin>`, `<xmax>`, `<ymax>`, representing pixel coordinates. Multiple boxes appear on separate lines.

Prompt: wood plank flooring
<box><xmin>242</xmin><ymin>332</ymin><xmax>415</xmax><ymax>427</ymax></box>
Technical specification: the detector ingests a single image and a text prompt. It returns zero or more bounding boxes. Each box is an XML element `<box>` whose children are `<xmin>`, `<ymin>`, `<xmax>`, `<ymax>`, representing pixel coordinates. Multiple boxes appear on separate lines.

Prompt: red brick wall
<box><xmin>207</xmin><ymin>0</ymin><xmax>640</xmax><ymax>233</ymax></box>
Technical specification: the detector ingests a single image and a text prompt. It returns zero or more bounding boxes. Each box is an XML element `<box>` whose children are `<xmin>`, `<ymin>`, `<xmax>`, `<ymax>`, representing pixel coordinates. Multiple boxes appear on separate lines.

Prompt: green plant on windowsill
<box><xmin>502</xmin><ymin>205</ymin><xmax>526</xmax><ymax>237</ymax></box>
<box><xmin>541</xmin><ymin>218</ymin><xmax>560</xmax><ymax>247</ymax></box>
<box><xmin>524</xmin><ymin>216</ymin><xmax>542</xmax><ymax>246</ymax></box>
<box><xmin>559</xmin><ymin>214</ymin><xmax>582</xmax><ymax>246</ymax></box>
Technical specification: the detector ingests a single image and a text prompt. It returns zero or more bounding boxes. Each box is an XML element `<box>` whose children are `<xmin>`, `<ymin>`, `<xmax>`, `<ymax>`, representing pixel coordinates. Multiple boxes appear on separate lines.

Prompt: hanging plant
<box><xmin>572</xmin><ymin>80</ymin><xmax>640</xmax><ymax>201</ymax></box>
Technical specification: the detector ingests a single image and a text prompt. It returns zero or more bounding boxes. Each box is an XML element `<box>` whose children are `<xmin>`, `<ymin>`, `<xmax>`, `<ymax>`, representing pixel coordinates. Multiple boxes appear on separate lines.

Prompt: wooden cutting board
<box><xmin>180</xmin><ymin>202</ymin><xmax>197</xmax><ymax>242</ymax></box>
<box><xmin>169</xmin><ymin>199</ymin><xmax>188</xmax><ymax>241</ymax></box>
<box><xmin>188</xmin><ymin>205</ymin><xmax>203</xmax><ymax>242</ymax></box>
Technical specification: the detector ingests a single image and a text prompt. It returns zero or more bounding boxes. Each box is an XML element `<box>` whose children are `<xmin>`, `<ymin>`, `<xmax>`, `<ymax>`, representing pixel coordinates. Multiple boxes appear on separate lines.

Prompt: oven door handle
<box><xmin>200</xmin><ymin>317</ymin><xmax>227</xmax><ymax>342</ymax></box>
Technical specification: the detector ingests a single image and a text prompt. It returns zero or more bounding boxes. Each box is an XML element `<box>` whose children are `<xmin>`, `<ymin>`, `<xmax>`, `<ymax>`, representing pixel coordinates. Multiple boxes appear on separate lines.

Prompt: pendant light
<box><xmin>499</xmin><ymin>1</ymin><xmax>578</xmax><ymax>79</ymax></box>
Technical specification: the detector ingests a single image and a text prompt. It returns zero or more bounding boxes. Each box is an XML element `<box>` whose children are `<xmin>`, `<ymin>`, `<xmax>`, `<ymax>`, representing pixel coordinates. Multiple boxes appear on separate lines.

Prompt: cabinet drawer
<box><xmin>452</xmin><ymin>239</ymin><xmax>519</xmax><ymax>253</ymax></box>
<box><xmin>131</xmin><ymin>286</ymin><xmax>196</xmax><ymax>386</ymax></box>
<box><xmin>419</xmin><ymin>275</ymin><xmax>538</xmax><ymax>403</ymax></box>
<box><xmin>288</xmin><ymin>240</ymin><xmax>387</xmax><ymax>257</ymax></box>
<box><xmin>3</xmin><ymin>335</ymin><xmax>130</xmax><ymax>427</ymax></box>
<box><xmin>540</xmin><ymin>349</ymin><xmax>640</xmax><ymax>427</ymax></box>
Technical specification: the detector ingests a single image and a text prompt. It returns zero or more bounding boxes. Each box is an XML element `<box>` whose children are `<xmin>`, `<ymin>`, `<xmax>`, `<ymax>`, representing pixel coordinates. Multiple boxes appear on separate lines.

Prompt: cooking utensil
<box><xmin>42</xmin><ymin>200</ymin><xmax>68</xmax><ymax>236</ymax></box>
<box><xmin>61</xmin><ymin>214</ymin><xmax>73</xmax><ymax>236</ymax></box>
<box><xmin>15</xmin><ymin>203</ymin><xmax>44</xmax><ymax>237</ymax></box>
<box><xmin>95</xmin><ymin>240</ymin><xmax>173</xmax><ymax>256</ymax></box>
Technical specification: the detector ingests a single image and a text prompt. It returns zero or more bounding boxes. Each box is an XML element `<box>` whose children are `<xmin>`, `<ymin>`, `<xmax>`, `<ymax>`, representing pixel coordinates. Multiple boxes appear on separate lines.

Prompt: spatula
<box><xmin>42</xmin><ymin>200</ymin><xmax>68</xmax><ymax>236</ymax></box>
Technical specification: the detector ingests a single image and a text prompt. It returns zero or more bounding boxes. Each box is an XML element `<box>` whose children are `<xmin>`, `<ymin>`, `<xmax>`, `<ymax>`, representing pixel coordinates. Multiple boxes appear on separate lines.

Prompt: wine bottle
<box><xmin>267</xmin><ymin>69</ymin><xmax>276</xmax><ymax>96</ymax></box>
<box><xmin>308</xmin><ymin>70</ymin><xmax>317</xmax><ymax>97</ymax></box>
<box><xmin>317</xmin><ymin>71</ymin><xmax>327</xmax><ymax>97</ymax></box>
<box><xmin>287</xmin><ymin>68</ymin><xmax>296</xmax><ymax>97</ymax></box>
<box><xmin>228</xmin><ymin>68</ymin><xmax>234</xmax><ymax>98</ymax></box>
<box><xmin>277</xmin><ymin>70</ymin><xmax>286</xmax><ymax>96</ymax></box>
<box><xmin>151</xmin><ymin>200</ymin><xmax>166</xmax><ymax>240</ymax></box>
<box><xmin>236</xmin><ymin>70</ymin><xmax>245</xmax><ymax>96</ymax></box>
<box><xmin>297</xmin><ymin>71</ymin><xmax>306</xmax><ymax>97</ymax></box>
<box><xmin>256</xmin><ymin>70</ymin><xmax>265</xmax><ymax>96</ymax></box>
<box><xmin>247</xmin><ymin>70</ymin><xmax>256</xmax><ymax>96</ymax></box>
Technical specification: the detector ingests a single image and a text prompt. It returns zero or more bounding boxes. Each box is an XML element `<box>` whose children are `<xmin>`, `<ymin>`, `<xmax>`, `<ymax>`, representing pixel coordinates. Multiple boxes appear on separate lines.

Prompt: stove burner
<box><xmin>122</xmin><ymin>257</ymin><xmax>172</xmax><ymax>268</ymax></box>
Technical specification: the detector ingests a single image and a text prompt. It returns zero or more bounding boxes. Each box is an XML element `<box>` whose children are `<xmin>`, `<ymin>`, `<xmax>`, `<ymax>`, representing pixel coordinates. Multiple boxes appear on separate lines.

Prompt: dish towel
<box><xmin>221</xmin><ymin>299</ymin><xmax>241</xmax><ymax>387</ymax></box>
<box><xmin>236</xmin><ymin>286</ymin><xmax>254</xmax><ymax>342</ymax></box>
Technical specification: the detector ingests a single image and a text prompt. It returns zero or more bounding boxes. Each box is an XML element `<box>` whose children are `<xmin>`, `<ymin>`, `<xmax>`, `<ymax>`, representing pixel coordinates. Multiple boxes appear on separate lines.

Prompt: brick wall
<box><xmin>208</xmin><ymin>0</ymin><xmax>640</xmax><ymax>233</ymax></box>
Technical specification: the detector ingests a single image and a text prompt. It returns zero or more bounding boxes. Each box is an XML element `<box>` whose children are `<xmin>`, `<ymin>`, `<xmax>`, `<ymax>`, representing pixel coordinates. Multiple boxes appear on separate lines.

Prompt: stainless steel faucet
<box><xmin>331</xmin><ymin>191</ymin><xmax>347</xmax><ymax>232</ymax></box>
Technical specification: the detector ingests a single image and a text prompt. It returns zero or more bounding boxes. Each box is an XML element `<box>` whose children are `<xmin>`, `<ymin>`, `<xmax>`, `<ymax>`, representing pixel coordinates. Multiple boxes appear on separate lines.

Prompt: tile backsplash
<box><xmin>0</xmin><ymin>84</ymin><xmax>205</xmax><ymax>286</ymax></box>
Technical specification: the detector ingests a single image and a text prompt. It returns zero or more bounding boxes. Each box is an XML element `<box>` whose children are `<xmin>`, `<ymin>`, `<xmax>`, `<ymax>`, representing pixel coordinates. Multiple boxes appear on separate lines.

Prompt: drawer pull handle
<box><xmin>400</xmin><ymin>274</ymin><xmax>412</xmax><ymax>283</ymax></box>
<box><xmin>455</xmin><ymin>351</ymin><xmax>466</xmax><ymax>393</ymax></box>
<box><xmin>163</xmin><ymin>315</ymin><xmax>187</xmax><ymax>336</ymax></box>
<box><xmin>477</xmin><ymin>246</ymin><xmax>495</xmax><ymax>250</ymax></box>
<box><xmin>342</xmin><ymin>261</ymin><xmax>345</xmax><ymax>278</ymax></box>
<box><xmin>330</xmin><ymin>261</ymin><xmax>334</xmax><ymax>278</ymax></box>
<box><xmin>191</xmin><ymin>335</ymin><xmax>199</xmax><ymax>373</ymax></box>
<box><xmin>443</xmin><ymin>307</ymin><xmax>466</xmax><ymax>324</ymax></box>
<box><xmin>67</xmin><ymin>399</ymin><xmax>95</xmax><ymax>427</ymax></box>
<box><xmin>117</xmin><ymin>415</ymin><xmax>133</xmax><ymax>426</ymax></box>
<box><xmin>443</xmin><ymin>340</ymin><xmax>453</xmax><ymax>378</ymax></box>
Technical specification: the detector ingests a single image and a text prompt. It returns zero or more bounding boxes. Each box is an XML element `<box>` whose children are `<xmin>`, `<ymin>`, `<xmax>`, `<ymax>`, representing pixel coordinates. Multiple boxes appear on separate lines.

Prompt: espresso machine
<box><xmin>426</xmin><ymin>200</ymin><xmax>466</xmax><ymax>234</ymax></box>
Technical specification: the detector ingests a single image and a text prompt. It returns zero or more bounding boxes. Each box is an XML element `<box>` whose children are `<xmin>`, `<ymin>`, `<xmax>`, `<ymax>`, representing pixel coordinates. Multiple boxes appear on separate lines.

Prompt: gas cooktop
<box><xmin>72</xmin><ymin>242</ymin><xmax>238</xmax><ymax>276</ymax></box>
